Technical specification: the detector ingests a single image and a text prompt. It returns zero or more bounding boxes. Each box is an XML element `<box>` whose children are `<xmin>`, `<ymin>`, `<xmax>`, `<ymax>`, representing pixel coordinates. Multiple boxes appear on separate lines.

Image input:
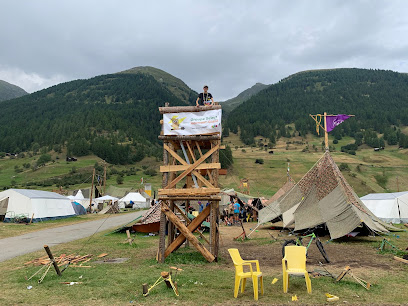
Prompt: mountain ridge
<box><xmin>0</xmin><ymin>80</ymin><xmax>27</xmax><ymax>102</ymax></box>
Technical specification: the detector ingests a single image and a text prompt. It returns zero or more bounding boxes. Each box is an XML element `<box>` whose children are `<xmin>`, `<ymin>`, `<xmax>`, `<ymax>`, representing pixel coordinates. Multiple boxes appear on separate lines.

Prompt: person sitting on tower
<box><xmin>196</xmin><ymin>85</ymin><xmax>214</xmax><ymax>106</ymax></box>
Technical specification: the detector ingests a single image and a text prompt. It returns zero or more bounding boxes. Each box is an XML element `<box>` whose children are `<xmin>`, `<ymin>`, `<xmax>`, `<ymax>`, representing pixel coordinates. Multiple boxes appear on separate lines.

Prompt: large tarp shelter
<box><xmin>258</xmin><ymin>152</ymin><xmax>394</xmax><ymax>239</ymax></box>
<box><xmin>0</xmin><ymin>189</ymin><xmax>75</xmax><ymax>222</ymax></box>
<box><xmin>119</xmin><ymin>192</ymin><xmax>148</xmax><ymax>209</ymax></box>
<box><xmin>360</xmin><ymin>192</ymin><xmax>408</xmax><ymax>223</ymax></box>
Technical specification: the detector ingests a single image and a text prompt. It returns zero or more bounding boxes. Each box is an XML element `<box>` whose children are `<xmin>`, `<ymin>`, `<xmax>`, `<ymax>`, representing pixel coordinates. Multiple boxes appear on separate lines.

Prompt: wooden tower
<box><xmin>157</xmin><ymin>104</ymin><xmax>222</xmax><ymax>263</ymax></box>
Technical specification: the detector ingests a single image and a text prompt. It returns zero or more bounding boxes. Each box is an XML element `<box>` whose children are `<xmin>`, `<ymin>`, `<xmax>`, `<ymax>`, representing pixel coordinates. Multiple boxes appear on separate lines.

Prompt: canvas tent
<box><xmin>0</xmin><ymin>189</ymin><xmax>75</xmax><ymax>222</ymax></box>
<box><xmin>94</xmin><ymin>195</ymin><xmax>119</xmax><ymax>202</ymax></box>
<box><xmin>118</xmin><ymin>192</ymin><xmax>148</xmax><ymax>209</ymax></box>
<box><xmin>71</xmin><ymin>201</ymin><xmax>87</xmax><ymax>215</ymax></box>
<box><xmin>258</xmin><ymin>152</ymin><xmax>394</xmax><ymax>239</ymax></box>
<box><xmin>360</xmin><ymin>192</ymin><xmax>408</xmax><ymax>223</ymax></box>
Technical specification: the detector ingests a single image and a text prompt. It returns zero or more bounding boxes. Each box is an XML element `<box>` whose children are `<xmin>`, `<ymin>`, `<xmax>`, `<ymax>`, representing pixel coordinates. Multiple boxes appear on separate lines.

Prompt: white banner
<box><xmin>163</xmin><ymin>109</ymin><xmax>222</xmax><ymax>136</ymax></box>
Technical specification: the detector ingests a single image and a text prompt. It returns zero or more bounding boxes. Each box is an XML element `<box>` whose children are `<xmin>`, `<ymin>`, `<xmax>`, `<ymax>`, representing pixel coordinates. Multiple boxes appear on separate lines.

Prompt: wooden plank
<box><xmin>163</xmin><ymin>204</ymin><xmax>213</xmax><ymax>260</ymax></box>
<box><xmin>165</xmin><ymin>144</ymin><xmax>220</xmax><ymax>189</ymax></box>
<box><xmin>163</xmin><ymin>143</ymin><xmax>187</xmax><ymax>165</ymax></box>
<box><xmin>159</xmin><ymin>195</ymin><xmax>221</xmax><ymax>201</ymax></box>
<box><xmin>186</xmin><ymin>141</ymin><xmax>196</xmax><ymax>162</ymax></box>
<box><xmin>394</xmin><ymin>256</ymin><xmax>408</xmax><ymax>264</ymax></box>
<box><xmin>158</xmin><ymin>188</ymin><xmax>220</xmax><ymax>196</ymax></box>
<box><xmin>160</xmin><ymin>163</ymin><xmax>221</xmax><ymax>172</ymax></box>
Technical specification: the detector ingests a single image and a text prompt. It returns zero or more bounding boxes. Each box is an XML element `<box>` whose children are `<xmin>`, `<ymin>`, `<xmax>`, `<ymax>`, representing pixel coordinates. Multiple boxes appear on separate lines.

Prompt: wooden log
<box><xmin>159</xmin><ymin>105</ymin><xmax>222</xmax><ymax>114</ymax></box>
<box><xmin>44</xmin><ymin>245</ymin><xmax>62</xmax><ymax>276</ymax></box>
<box><xmin>168</xmin><ymin>201</ymin><xmax>175</xmax><ymax>247</ymax></box>
<box><xmin>160</xmin><ymin>163</ymin><xmax>221</xmax><ymax>173</ymax></box>
<box><xmin>126</xmin><ymin>230</ymin><xmax>132</xmax><ymax>246</ymax></box>
<box><xmin>163</xmin><ymin>204</ymin><xmax>214</xmax><ymax>261</ymax></box>
<box><xmin>159</xmin><ymin>135</ymin><xmax>221</xmax><ymax>141</ymax></box>
<box><xmin>158</xmin><ymin>209</ymin><xmax>167</xmax><ymax>263</ymax></box>
<box><xmin>394</xmin><ymin>256</ymin><xmax>408</xmax><ymax>264</ymax></box>
<box><xmin>143</xmin><ymin>283</ymin><xmax>148</xmax><ymax>295</ymax></box>
<box><xmin>158</xmin><ymin>188</ymin><xmax>220</xmax><ymax>196</ymax></box>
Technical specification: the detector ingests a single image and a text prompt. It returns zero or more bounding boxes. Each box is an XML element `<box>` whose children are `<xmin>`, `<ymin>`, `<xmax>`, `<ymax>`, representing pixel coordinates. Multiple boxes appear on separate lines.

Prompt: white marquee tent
<box><xmin>119</xmin><ymin>192</ymin><xmax>148</xmax><ymax>209</ymax></box>
<box><xmin>0</xmin><ymin>189</ymin><xmax>76</xmax><ymax>222</ymax></box>
<box><xmin>360</xmin><ymin>192</ymin><xmax>408</xmax><ymax>224</ymax></box>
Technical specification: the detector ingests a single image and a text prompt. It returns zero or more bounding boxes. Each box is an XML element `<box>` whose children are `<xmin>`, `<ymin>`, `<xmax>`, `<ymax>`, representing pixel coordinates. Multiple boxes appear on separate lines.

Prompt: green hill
<box><xmin>226</xmin><ymin>68</ymin><xmax>408</xmax><ymax>147</ymax></box>
<box><xmin>0</xmin><ymin>69</ymin><xmax>195</xmax><ymax>163</ymax></box>
<box><xmin>0</xmin><ymin>80</ymin><xmax>27</xmax><ymax>102</ymax></box>
<box><xmin>120</xmin><ymin>66</ymin><xmax>197</xmax><ymax>105</ymax></box>
<box><xmin>220</xmin><ymin>82</ymin><xmax>269</xmax><ymax>113</ymax></box>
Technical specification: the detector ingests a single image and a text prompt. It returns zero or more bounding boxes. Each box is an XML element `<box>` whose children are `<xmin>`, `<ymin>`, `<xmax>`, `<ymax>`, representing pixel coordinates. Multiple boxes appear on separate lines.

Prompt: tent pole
<box><xmin>324</xmin><ymin>112</ymin><xmax>329</xmax><ymax>151</ymax></box>
<box><xmin>247</xmin><ymin>223</ymin><xmax>260</xmax><ymax>238</ymax></box>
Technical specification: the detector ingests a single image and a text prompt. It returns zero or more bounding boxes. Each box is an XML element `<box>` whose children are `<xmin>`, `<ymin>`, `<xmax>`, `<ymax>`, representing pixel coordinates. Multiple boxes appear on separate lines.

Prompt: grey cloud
<box><xmin>0</xmin><ymin>0</ymin><xmax>408</xmax><ymax>100</ymax></box>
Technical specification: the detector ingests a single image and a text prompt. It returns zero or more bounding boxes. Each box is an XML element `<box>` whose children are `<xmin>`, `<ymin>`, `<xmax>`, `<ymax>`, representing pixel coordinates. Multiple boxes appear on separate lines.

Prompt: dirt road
<box><xmin>0</xmin><ymin>211</ymin><xmax>144</xmax><ymax>262</ymax></box>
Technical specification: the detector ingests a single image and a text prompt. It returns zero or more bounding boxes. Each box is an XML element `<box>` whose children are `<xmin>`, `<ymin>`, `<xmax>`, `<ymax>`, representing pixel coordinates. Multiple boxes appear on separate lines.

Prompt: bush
<box><xmin>255</xmin><ymin>159</ymin><xmax>264</xmax><ymax>165</ymax></box>
<box><xmin>116</xmin><ymin>174</ymin><xmax>124</xmax><ymax>185</ymax></box>
<box><xmin>375</xmin><ymin>175</ymin><xmax>388</xmax><ymax>188</ymax></box>
<box><xmin>37</xmin><ymin>154</ymin><xmax>51</xmax><ymax>166</ymax></box>
<box><xmin>143</xmin><ymin>169</ymin><xmax>157</xmax><ymax>176</ymax></box>
<box><xmin>241</xmin><ymin>149</ymin><xmax>246</xmax><ymax>153</ymax></box>
<box><xmin>339</xmin><ymin>163</ymin><xmax>350</xmax><ymax>171</ymax></box>
<box><xmin>333</xmin><ymin>139</ymin><xmax>339</xmax><ymax>144</ymax></box>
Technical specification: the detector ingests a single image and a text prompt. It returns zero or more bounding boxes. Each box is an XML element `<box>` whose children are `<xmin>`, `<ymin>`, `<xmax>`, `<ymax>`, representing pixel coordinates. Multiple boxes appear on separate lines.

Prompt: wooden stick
<box><xmin>29</xmin><ymin>213</ymin><xmax>34</xmax><ymax>224</ymax></box>
<box><xmin>126</xmin><ymin>230</ymin><xmax>133</xmax><ymax>245</ymax></box>
<box><xmin>44</xmin><ymin>245</ymin><xmax>62</xmax><ymax>276</ymax></box>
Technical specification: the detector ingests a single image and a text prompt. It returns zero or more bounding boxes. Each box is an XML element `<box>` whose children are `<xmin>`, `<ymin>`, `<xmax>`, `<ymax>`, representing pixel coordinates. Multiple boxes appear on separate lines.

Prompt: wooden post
<box><xmin>29</xmin><ymin>213</ymin><xmax>34</xmax><ymax>224</ymax></box>
<box><xmin>44</xmin><ymin>245</ymin><xmax>61</xmax><ymax>276</ymax></box>
<box><xmin>158</xmin><ymin>141</ymin><xmax>169</xmax><ymax>263</ymax></box>
<box><xmin>126</xmin><ymin>230</ymin><xmax>132</xmax><ymax>245</ymax></box>
<box><xmin>324</xmin><ymin>112</ymin><xmax>329</xmax><ymax>151</ymax></box>
<box><xmin>103</xmin><ymin>164</ymin><xmax>107</xmax><ymax>195</ymax></box>
<box><xmin>142</xmin><ymin>283</ymin><xmax>148</xmax><ymax>295</ymax></box>
<box><xmin>89</xmin><ymin>168</ymin><xmax>95</xmax><ymax>209</ymax></box>
<box><xmin>167</xmin><ymin>200</ymin><xmax>175</xmax><ymax>247</ymax></box>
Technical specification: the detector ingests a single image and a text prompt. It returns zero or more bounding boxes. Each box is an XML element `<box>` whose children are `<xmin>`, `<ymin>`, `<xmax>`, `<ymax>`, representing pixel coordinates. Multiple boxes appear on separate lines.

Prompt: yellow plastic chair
<box><xmin>228</xmin><ymin>248</ymin><xmax>264</xmax><ymax>300</ymax></box>
<box><xmin>282</xmin><ymin>246</ymin><xmax>312</xmax><ymax>294</ymax></box>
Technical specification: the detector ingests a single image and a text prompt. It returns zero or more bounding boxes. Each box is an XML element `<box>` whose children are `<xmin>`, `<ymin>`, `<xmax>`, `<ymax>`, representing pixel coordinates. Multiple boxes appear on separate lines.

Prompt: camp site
<box><xmin>3</xmin><ymin>2</ymin><xmax>408</xmax><ymax>304</ymax></box>
<box><xmin>1</xmin><ymin>102</ymin><xmax>408</xmax><ymax>306</ymax></box>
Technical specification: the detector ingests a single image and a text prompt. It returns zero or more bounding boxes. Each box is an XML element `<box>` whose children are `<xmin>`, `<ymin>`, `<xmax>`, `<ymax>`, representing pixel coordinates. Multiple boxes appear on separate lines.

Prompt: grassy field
<box><xmin>2</xmin><ymin>132</ymin><xmax>408</xmax><ymax>199</ymax></box>
<box><xmin>1</xmin><ymin>223</ymin><xmax>407</xmax><ymax>305</ymax></box>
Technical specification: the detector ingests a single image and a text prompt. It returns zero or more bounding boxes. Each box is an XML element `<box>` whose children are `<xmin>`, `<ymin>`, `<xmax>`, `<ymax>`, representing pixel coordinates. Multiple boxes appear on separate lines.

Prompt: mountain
<box><xmin>220</xmin><ymin>82</ymin><xmax>269</xmax><ymax>113</ymax></box>
<box><xmin>0</xmin><ymin>68</ymin><xmax>195</xmax><ymax>164</ymax></box>
<box><xmin>120</xmin><ymin>66</ymin><xmax>197</xmax><ymax>105</ymax></box>
<box><xmin>0</xmin><ymin>80</ymin><xmax>27</xmax><ymax>102</ymax></box>
<box><xmin>226</xmin><ymin>68</ymin><xmax>408</xmax><ymax>147</ymax></box>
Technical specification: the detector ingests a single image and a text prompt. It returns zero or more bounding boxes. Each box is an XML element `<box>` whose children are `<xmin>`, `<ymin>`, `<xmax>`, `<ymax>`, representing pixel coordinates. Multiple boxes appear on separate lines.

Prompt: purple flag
<box><xmin>326</xmin><ymin>115</ymin><xmax>351</xmax><ymax>132</ymax></box>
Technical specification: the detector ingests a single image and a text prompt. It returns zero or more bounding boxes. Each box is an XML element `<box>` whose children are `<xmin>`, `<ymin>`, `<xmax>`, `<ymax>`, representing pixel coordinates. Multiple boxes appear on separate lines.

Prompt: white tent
<box><xmin>119</xmin><ymin>192</ymin><xmax>148</xmax><ymax>209</ymax></box>
<box><xmin>0</xmin><ymin>189</ymin><xmax>75</xmax><ymax>222</ymax></box>
<box><xmin>360</xmin><ymin>192</ymin><xmax>408</xmax><ymax>223</ymax></box>
<box><xmin>94</xmin><ymin>195</ymin><xmax>119</xmax><ymax>202</ymax></box>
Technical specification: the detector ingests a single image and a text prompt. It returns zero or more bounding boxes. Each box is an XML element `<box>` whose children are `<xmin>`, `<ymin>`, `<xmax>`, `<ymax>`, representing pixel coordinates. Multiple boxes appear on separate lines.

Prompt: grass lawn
<box><xmin>1</xmin><ymin>223</ymin><xmax>408</xmax><ymax>305</ymax></box>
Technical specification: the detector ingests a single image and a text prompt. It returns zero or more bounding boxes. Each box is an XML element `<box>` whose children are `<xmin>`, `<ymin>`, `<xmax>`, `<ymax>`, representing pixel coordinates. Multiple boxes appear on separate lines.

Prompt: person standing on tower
<box><xmin>196</xmin><ymin>85</ymin><xmax>214</xmax><ymax>106</ymax></box>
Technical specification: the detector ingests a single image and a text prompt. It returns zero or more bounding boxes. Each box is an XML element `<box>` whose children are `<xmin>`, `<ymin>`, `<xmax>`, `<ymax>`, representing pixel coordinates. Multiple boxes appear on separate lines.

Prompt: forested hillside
<box><xmin>0</xmin><ymin>72</ymin><xmax>191</xmax><ymax>164</ymax></box>
<box><xmin>226</xmin><ymin>69</ymin><xmax>408</xmax><ymax>149</ymax></box>
<box><xmin>0</xmin><ymin>80</ymin><xmax>27</xmax><ymax>102</ymax></box>
<box><xmin>221</xmin><ymin>82</ymin><xmax>269</xmax><ymax>113</ymax></box>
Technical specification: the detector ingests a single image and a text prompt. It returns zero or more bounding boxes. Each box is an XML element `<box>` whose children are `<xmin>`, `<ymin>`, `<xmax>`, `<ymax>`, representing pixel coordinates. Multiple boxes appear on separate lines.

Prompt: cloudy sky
<box><xmin>1</xmin><ymin>0</ymin><xmax>408</xmax><ymax>100</ymax></box>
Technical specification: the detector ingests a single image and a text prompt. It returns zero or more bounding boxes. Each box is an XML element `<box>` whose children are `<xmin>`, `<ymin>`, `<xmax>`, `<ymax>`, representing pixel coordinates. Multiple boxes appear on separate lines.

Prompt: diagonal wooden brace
<box><xmin>161</xmin><ymin>203</ymin><xmax>214</xmax><ymax>262</ymax></box>
<box><xmin>164</xmin><ymin>144</ymin><xmax>219</xmax><ymax>189</ymax></box>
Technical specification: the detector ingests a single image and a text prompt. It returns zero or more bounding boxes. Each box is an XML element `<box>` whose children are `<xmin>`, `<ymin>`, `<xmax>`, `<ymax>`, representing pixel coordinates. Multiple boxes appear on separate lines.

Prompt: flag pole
<box><xmin>324</xmin><ymin>112</ymin><xmax>329</xmax><ymax>151</ymax></box>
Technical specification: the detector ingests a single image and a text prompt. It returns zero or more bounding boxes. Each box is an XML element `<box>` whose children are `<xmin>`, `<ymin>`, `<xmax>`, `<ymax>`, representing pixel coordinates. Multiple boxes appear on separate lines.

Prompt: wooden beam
<box><xmin>161</xmin><ymin>203</ymin><xmax>215</xmax><ymax>262</ymax></box>
<box><xmin>160</xmin><ymin>163</ymin><xmax>221</xmax><ymax>173</ymax></box>
<box><xmin>158</xmin><ymin>195</ymin><xmax>221</xmax><ymax>201</ymax></box>
<box><xmin>159</xmin><ymin>105</ymin><xmax>222</xmax><ymax>114</ymax></box>
<box><xmin>196</xmin><ymin>141</ymin><xmax>214</xmax><ymax>185</ymax></box>
<box><xmin>165</xmin><ymin>144</ymin><xmax>220</xmax><ymax>189</ymax></box>
<box><xmin>158</xmin><ymin>188</ymin><xmax>220</xmax><ymax>196</ymax></box>
<box><xmin>186</xmin><ymin>141</ymin><xmax>196</xmax><ymax>162</ymax></box>
<box><xmin>163</xmin><ymin>143</ymin><xmax>186</xmax><ymax>165</ymax></box>
<box><xmin>174</xmin><ymin>204</ymin><xmax>210</xmax><ymax>245</ymax></box>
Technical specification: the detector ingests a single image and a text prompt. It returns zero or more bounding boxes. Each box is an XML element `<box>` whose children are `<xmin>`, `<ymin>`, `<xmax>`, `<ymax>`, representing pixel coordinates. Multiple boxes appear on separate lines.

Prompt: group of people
<box><xmin>222</xmin><ymin>197</ymin><xmax>254</xmax><ymax>226</ymax></box>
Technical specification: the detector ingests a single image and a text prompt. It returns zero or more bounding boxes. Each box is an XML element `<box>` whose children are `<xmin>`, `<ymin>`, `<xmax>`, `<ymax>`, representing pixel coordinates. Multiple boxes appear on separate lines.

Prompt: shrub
<box><xmin>333</xmin><ymin>139</ymin><xmax>339</xmax><ymax>144</ymax></box>
<box><xmin>116</xmin><ymin>174</ymin><xmax>124</xmax><ymax>185</ymax></box>
<box><xmin>339</xmin><ymin>163</ymin><xmax>350</xmax><ymax>171</ymax></box>
<box><xmin>143</xmin><ymin>169</ymin><xmax>157</xmax><ymax>176</ymax></box>
<box><xmin>255</xmin><ymin>159</ymin><xmax>264</xmax><ymax>165</ymax></box>
<box><xmin>37</xmin><ymin>154</ymin><xmax>51</xmax><ymax>166</ymax></box>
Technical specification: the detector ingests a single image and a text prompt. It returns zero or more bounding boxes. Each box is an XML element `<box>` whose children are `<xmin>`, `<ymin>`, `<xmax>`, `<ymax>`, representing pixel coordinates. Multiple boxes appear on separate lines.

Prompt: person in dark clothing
<box><xmin>196</xmin><ymin>85</ymin><xmax>214</xmax><ymax>106</ymax></box>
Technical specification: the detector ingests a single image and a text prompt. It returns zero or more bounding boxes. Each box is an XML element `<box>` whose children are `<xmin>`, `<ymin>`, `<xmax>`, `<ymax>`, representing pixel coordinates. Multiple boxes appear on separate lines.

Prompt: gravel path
<box><xmin>0</xmin><ymin>211</ymin><xmax>145</xmax><ymax>262</ymax></box>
